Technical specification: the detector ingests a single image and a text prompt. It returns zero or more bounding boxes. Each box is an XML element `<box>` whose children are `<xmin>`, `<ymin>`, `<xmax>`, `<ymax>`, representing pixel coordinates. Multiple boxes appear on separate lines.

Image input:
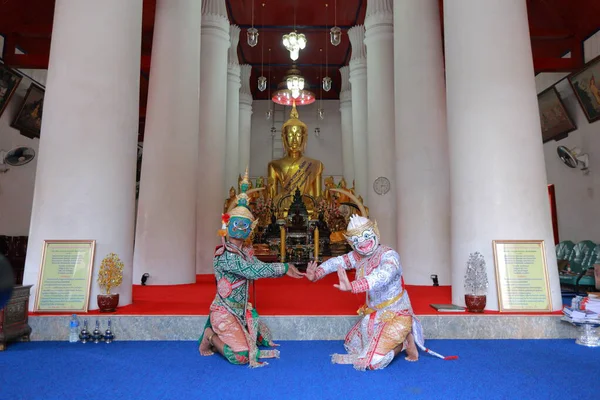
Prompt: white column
<box><xmin>364</xmin><ymin>0</ymin><xmax>397</xmax><ymax>247</ymax></box>
<box><xmin>347</xmin><ymin>25</ymin><xmax>369</xmax><ymax>202</ymax></box>
<box><xmin>445</xmin><ymin>0</ymin><xmax>561</xmax><ymax>310</ymax></box>
<box><xmin>225</xmin><ymin>25</ymin><xmax>241</xmax><ymax>190</ymax></box>
<box><xmin>22</xmin><ymin>0</ymin><xmax>142</xmax><ymax>310</ymax></box>
<box><xmin>393</xmin><ymin>0</ymin><xmax>450</xmax><ymax>285</ymax></box>
<box><xmin>197</xmin><ymin>0</ymin><xmax>229</xmax><ymax>273</ymax></box>
<box><xmin>133</xmin><ymin>0</ymin><xmax>201</xmax><ymax>285</ymax></box>
<box><xmin>339</xmin><ymin>66</ymin><xmax>354</xmax><ymax>184</ymax></box>
<box><xmin>239</xmin><ymin>64</ymin><xmax>253</xmax><ymax>174</ymax></box>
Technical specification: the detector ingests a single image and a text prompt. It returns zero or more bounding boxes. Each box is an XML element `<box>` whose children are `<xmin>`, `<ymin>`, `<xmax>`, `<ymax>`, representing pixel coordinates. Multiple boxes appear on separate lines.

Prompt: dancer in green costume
<box><xmin>199</xmin><ymin>170</ymin><xmax>304</xmax><ymax>367</ymax></box>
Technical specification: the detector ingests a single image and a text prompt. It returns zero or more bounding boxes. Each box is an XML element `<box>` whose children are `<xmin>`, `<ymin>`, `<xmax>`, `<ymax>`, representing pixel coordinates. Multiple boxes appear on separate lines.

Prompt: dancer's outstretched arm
<box><xmin>306</xmin><ymin>252</ymin><xmax>358</xmax><ymax>282</ymax></box>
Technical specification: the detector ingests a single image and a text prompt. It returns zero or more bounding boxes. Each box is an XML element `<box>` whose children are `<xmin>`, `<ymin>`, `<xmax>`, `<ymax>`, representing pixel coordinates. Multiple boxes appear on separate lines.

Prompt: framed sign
<box><xmin>11</xmin><ymin>83</ymin><xmax>44</xmax><ymax>139</ymax></box>
<box><xmin>0</xmin><ymin>63</ymin><xmax>23</xmax><ymax>118</ymax></box>
<box><xmin>492</xmin><ymin>240</ymin><xmax>552</xmax><ymax>312</ymax></box>
<box><xmin>34</xmin><ymin>240</ymin><xmax>96</xmax><ymax>312</ymax></box>
<box><xmin>568</xmin><ymin>54</ymin><xmax>600</xmax><ymax>123</ymax></box>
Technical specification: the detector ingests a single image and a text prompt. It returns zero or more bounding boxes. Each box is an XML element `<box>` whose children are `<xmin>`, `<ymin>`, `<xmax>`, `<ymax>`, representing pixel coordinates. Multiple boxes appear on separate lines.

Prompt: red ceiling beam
<box><xmin>533</xmin><ymin>57</ymin><xmax>582</xmax><ymax>73</ymax></box>
<box><xmin>529</xmin><ymin>28</ymin><xmax>573</xmax><ymax>40</ymax></box>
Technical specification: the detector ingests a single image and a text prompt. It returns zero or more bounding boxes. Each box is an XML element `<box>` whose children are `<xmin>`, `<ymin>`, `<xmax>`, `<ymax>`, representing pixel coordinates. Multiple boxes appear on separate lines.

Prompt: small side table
<box><xmin>0</xmin><ymin>285</ymin><xmax>33</xmax><ymax>351</ymax></box>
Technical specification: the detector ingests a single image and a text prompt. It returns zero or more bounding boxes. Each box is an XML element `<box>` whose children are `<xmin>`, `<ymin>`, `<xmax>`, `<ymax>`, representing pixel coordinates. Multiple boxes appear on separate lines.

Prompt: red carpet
<box><xmin>31</xmin><ymin>274</ymin><xmax>561</xmax><ymax>316</ymax></box>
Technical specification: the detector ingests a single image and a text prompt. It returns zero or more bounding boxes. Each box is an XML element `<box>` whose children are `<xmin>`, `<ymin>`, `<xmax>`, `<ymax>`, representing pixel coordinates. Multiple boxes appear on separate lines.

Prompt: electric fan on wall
<box><xmin>557</xmin><ymin>146</ymin><xmax>589</xmax><ymax>174</ymax></box>
<box><xmin>0</xmin><ymin>146</ymin><xmax>36</xmax><ymax>173</ymax></box>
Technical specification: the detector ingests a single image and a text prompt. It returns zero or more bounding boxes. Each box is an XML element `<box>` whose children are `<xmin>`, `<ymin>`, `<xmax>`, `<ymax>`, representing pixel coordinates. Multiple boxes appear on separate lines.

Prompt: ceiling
<box><xmin>1</xmin><ymin>0</ymin><xmax>600</xmax><ymax>136</ymax></box>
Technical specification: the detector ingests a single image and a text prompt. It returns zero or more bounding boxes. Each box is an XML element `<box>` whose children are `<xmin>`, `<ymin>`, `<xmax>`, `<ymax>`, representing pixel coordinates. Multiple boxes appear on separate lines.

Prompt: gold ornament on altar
<box><xmin>267</xmin><ymin>102</ymin><xmax>324</xmax><ymax>202</ymax></box>
<box><xmin>97</xmin><ymin>253</ymin><xmax>124</xmax><ymax>295</ymax></box>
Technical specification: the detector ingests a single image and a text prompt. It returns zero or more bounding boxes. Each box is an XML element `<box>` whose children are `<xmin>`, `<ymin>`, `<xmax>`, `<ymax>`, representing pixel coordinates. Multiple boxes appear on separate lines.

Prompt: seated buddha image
<box><xmin>267</xmin><ymin>103</ymin><xmax>324</xmax><ymax>210</ymax></box>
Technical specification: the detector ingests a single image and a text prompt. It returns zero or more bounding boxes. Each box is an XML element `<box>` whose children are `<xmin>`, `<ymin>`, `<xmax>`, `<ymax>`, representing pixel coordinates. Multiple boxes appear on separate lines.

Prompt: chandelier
<box><xmin>272</xmin><ymin>67</ymin><xmax>315</xmax><ymax>106</ymax></box>
<box><xmin>282</xmin><ymin>32</ymin><xmax>307</xmax><ymax>61</ymax></box>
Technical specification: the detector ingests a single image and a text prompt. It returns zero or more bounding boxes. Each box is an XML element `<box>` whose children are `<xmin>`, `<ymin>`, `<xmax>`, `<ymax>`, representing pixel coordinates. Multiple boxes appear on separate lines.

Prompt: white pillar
<box><xmin>225</xmin><ymin>25</ymin><xmax>241</xmax><ymax>190</ymax></box>
<box><xmin>239</xmin><ymin>64</ymin><xmax>253</xmax><ymax>175</ymax></box>
<box><xmin>393</xmin><ymin>0</ymin><xmax>450</xmax><ymax>285</ymax></box>
<box><xmin>445</xmin><ymin>0</ymin><xmax>561</xmax><ymax>310</ymax></box>
<box><xmin>197</xmin><ymin>0</ymin><xmax>229</xmax><ymax>273</ymax></box>
<box><xmin>22</xmin><ymin>0</ymin><xmax>142</xmax><ymax>310</ymax></box>
<box><xmin>347</xmin><ymin>25</ymin><xmax>369</xmax><ymax>202</ymax></box>
<box><xmin>339</xmin><ymin>66</ymin><xmax>354</xmax><ymax>184</ymax></box>
<box><xmin>364</xmin><ymin>0</ymin><xmax>397</xmax><ymax>247</ymax></box>
<box><xmin>133</xmin><ymin>0</ymin><xmax>201</xmax><ymax>285</ymax></box>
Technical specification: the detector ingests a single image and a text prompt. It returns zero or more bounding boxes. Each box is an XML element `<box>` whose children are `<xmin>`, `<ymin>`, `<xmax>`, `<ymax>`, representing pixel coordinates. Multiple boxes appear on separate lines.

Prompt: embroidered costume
<box><xmin>199</xmin><ymin>169</ymin><xmax>290</xmax><ymax>368</ymax></box>
<box><xmin>311</xmin><ymin>189</ymin><xmax>456</xmax><ymax>370</ymax></box>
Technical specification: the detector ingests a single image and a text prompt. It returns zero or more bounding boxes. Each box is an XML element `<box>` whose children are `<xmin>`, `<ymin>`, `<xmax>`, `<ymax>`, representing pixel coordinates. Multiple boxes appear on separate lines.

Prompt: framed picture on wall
<box><xmin>11</xmin><ymin>83</ymin><xmax>45</xmax><ymax>139</ymax></box>
<box><xmin>0</xmin><ymin>63</ymin><xmax>23</xmax><ymax>119</ymax></box>
<box><xmin>537</xmin><ymin>86</ymin><xmax>576</xmax><ymax>142</ymax></box>
<box><xmin>568</xmin><ymin>54</ymin><xmax>600</xmax><ymax>123</ymax></box>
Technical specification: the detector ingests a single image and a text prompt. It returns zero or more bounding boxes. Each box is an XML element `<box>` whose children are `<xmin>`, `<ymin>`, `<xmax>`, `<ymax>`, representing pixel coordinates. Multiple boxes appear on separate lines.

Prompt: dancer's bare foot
<box><xmin>404</xmin><ymin>333</ymin><xmax>418</xmax><ymax>362</ymax></box>
<box><xmin>199</xmin><ymin>327</ymin><xmax>215</xmax><ymax>356</ymax></box>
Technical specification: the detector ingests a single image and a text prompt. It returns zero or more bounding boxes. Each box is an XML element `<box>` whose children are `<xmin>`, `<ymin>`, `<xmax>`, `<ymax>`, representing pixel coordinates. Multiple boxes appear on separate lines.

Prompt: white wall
<box><xmin>539</xmin><ymin>31</ymin><xmax>600</xmax><ymax>242</ymax></box>
<box><xmin>249</xmin><ymin>99</ymin><xmax>344</xmax><ymax>180</ymax></box>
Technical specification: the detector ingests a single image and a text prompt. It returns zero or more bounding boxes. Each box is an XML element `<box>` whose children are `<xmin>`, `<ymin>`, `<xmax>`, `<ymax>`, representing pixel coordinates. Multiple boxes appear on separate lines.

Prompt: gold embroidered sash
<box><xmin>357</xmin><ymin>290</ymin><xmax>404</xmax><ymax>316</ymax></box>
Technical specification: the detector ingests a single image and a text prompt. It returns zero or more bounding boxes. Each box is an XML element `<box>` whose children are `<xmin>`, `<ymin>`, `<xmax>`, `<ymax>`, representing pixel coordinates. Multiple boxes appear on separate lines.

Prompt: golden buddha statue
<box><xmin>267</xmin><ymin>103</ymin><xmax>324</xmax><ymax>202</ymax></box>
<box><xmin>324</xmin><ymin>176</ymin><xmax>335</xmax><ymax>201</ymax></box>
<box><xmin>224</xmin><ymin>186</ymin><xmax>237</xmax><ymax>213</ymax></box>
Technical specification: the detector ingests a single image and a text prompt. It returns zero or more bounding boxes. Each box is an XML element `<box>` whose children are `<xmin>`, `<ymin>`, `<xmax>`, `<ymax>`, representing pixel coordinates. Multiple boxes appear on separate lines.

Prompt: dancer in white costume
<box><xmin>306</xmin><ymin>189</ymin><xmax>456</xmax><ymax>371</ymax></box>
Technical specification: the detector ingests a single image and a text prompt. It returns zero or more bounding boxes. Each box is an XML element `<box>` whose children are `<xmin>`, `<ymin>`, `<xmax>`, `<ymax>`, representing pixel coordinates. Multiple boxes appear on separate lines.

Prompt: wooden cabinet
<box><xmin>0</xmin><ymin>285</ymin><xmax>32</xmax><ymax>351</ymax></box>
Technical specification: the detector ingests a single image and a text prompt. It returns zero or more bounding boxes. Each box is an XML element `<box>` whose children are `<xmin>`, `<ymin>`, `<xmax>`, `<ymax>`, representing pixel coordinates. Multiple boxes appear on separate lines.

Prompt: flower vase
<box><xmin>465</xmin><ymin>294</ymin><xmax>486</xmax><ymax>313</ymax></box>
<box><xmin>97</xmin><ymin>294</ymin><xmax>119</xmax><ymax>313</ymax></box>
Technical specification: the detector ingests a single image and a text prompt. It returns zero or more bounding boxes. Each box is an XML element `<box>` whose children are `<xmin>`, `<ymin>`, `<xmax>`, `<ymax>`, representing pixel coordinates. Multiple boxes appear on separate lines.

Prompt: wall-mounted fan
<box><xmin>0</xmin><ymin>146</ymin><xmax>36</xmax><ymax>173</ymax></box>
<box><xmin>557</xmin><ymin>146</ymin><xmax>589</xmax><ymax>174</ymax></box>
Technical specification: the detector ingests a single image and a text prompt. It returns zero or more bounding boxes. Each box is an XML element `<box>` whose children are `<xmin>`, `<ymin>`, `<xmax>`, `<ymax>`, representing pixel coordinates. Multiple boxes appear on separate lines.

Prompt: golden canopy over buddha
<box><xmin>267</xmin><ymin>103</ymin><xmax>324</xmax><ymax>201</ymax></box>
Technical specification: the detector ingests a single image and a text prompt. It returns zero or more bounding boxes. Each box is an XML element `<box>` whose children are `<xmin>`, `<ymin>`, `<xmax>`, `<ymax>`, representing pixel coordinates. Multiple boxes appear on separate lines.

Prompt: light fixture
<box><xmin>330</xmin><ymin>27</ymin><xmax>341</xmax><ymax>46</ymax></box>
<box><xmin>282</xmin><ymin>1</ymin><xmax>306</xmax><ymax>61</ymax></box>
<box><xmin>258</xmin><ymin>76</ymin><xmax>266</xmax><ymax>92</ymax></box>
<box><xmin>257</xmin><ymin>4</ymin><xmax>266</xmax><ymax>90</ymax></box>
<box><xmin>322</xmin><ymin>6</ymin><xmax>331</xmax><ymax>92</ymax></box>
<box><xmin>330</xmin><ymin>0</ymin><xmax>341</xmax><ymax>46</ymax></box>
<box><xmin>248</xmin><ymin>28</ymin><xmax>258</xmax><ymax>47</ymax></box>
<box><xmin>272</xmin><ymin>67</ymin><xmax>315</xmax><ymax>106</ymax></box>
<box><xmin>286</xmin><ymin>76</ymin><xmax>305</xmax><ymax>99</ymax></box>
<box><xmin>266</xmin><ymin>49</ymin><xmax>273</xmax><ymax>119</ymax></box>
<box><xmin>322</xmin><ymin>76</ymin><xmax>332</xmax><ymax>92</ymax></box>
<box><xmin>247</xmin><ymin>1</ymin><xmax>259</xmax><ymax>47</ymax></box>
<box><xmin>282</xmin><ymin>32</ymin><xmax>307</xmax><ymax>61</ymax></box>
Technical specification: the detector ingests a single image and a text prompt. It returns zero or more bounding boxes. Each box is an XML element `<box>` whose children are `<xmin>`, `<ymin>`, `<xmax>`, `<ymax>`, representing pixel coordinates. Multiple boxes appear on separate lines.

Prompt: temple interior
<box><xmin>1</xmin><ymin>1</ymin><xmax>600</xmax><ymax>397</ymax></box>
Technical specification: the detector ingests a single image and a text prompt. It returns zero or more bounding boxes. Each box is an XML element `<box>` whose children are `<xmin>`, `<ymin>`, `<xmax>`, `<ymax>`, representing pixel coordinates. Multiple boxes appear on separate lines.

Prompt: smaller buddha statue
<box><xmin>253</xmin><ymin>176</ymin><xmax>266</xmax><ymax>202</ymax></box>
<box><xmin>224</xmin><ymin>186</ymin><xmax>237</xmax><ymax>213</ymax></box>
<box><xmin>324</xmin><ymin>176</ymin><xmax>335</xmax><ymax>201</ymax></box>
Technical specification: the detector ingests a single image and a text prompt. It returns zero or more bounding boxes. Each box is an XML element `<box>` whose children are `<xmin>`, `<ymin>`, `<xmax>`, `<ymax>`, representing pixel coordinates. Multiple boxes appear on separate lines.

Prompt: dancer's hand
<box><xmin>333</xmin><ymin>267</ymin><xmax>352</xmax><ymax>292</ymax></box>
<box><xmin>286</xmin><ymin>264</ymin><xmax>305</xmax><ymax>279</ymax></box>
<box><xmin>306</xmin><ymin>261</ymin><xmax>318</xmax><ymax>281</ymax></box>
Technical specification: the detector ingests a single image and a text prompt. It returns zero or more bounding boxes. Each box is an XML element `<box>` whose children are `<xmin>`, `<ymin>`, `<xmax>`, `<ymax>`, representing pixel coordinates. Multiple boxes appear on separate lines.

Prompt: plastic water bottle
<box><xmin>69</xmin><ymin>314</ymin><xmax>80</xmax><ymax>343</ymax></box>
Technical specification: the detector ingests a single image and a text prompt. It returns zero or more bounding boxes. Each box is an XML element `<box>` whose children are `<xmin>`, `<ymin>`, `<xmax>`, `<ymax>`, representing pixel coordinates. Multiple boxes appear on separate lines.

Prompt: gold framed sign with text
<box><xmin>492</xmin><ymin>240</ymin><xmax>552</xmax><ymax>312</ymax></box>
<box><xmin>34</xmin><ymin>240</ymin><xmax>96</xmax><ymax>312</ymax></box>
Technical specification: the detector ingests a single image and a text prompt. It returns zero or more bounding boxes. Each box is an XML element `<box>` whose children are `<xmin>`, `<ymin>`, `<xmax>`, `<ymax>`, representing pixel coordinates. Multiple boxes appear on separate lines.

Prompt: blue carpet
<box><xmin>1</xmin><ymin>340</ymin><xmax>599</xmax><ymax>400</ymax></box>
